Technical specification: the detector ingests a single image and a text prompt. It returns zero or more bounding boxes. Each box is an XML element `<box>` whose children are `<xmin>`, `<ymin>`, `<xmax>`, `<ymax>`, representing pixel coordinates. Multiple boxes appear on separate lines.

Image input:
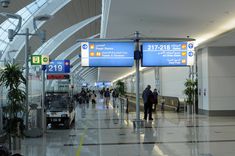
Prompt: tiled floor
<box><xmin>15</xmin><ymin>98</ymin><xmax>235</xmax><ymax>156</ymax></box>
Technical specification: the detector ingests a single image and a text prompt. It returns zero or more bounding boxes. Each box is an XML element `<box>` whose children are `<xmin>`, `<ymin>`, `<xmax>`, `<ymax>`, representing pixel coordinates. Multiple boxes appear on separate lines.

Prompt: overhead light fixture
<box><xmin>0</xmin><ymin>12</ymin><xmax>22</xmax><ymax>41</ymax></box>
<box><xmin>33</xmin><ymin>14</ymin><xmax>52</xmax><ymax>30</ymax></box>
<box><xmin>196</xmin><ymin>17</ymin><xmax>235</xmax><ymax>46</ymax></box>
<box><xmin>0</xmin><ymin>0</ymin><xmax>10</xmax><ymax>8</ymax></box>
<box><xmin>112</xmin><ymin>67</ymin><xmax>146</xmax><ymax>83</ymax></box>
<box><xmin>33</xmin><ymin>14</ymin><xmax>52</xmax><ymax>43</ymax></box>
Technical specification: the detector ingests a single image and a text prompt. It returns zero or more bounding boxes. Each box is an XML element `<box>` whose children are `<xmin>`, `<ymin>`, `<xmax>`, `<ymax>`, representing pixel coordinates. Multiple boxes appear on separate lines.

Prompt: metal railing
<box><xmin>119</xmin><ymin>96</ymin><xmax>129</xmax><ymax>113</ymax></box>
<box><xmin>121</xmin><ymin>93</ymin><xmax>183</xmax><ymax>112</ymax></box>
<box><xmin>158</xmin><ymin>95</ymin><xmax>182</xmax><ymax>112</ymax></box>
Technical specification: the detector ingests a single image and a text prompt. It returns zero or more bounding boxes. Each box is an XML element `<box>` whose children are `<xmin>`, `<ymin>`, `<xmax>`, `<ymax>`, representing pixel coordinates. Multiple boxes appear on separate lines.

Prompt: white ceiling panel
<box><xmin>99</xmin><ymin>0</ymin><xmax>235</xmax><ymax>82</ymax></box>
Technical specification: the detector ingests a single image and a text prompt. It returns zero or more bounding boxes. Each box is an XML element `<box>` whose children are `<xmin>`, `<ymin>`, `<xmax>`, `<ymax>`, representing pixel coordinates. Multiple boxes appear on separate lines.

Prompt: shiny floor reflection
<box><xmin>18</xmin><ymin>99</ymin><xmax>235</xmax><ymax>156</ymax></box>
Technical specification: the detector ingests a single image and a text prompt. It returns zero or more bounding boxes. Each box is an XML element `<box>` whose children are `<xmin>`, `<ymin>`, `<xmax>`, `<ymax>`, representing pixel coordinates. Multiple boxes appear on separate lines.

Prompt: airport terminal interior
<box><xmin>1</xmin><ymin>0</ymin><xmax>235</xmax><ymax>156</ymax></box>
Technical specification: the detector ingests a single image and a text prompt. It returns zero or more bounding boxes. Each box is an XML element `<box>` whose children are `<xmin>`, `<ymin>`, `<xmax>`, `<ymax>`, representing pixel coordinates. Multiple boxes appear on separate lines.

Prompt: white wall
<box><xmin>140</xmin><ymin>71</ymin><xmax>144</xmax><ymax>93</ymax></box>
<box><xmin>160</xmin><ymin>67</ymin><xmax>189</xmax><ymax>98</ymax></box>
<box><xmin>120</xmin><ymin>65</ymin><xmax>190</xmax><ymax>99</ymax></box>
<box><xmin>131</xmin><ymin>75</ymin><xmax>136</xmax><ymax>93</ymax></box>
<box><xmin>208</xmin><ymin>47</ymin><xmax>235</xmax><ymax>110</ymax></box>
<box><xmin>197</xmin><ymin>49</ymin><xmax>203</xmax><ymax>110</ymax></box>
<box><xmin>123</xmin><ymin>66</ymin><xmax>189</xmax><ymax>98</ymax></box>
<box><xmin>197</xmin><ymin>48</ymin><xmax>209</xmax><ymax>110</ymax></box>
<box><xmin>142</xmin><ymin>69</ymin><xmax>155</xmax><ymax>91</ymax></box>
<box><xmin>125</xmin><ymin>77</ymin><xmax>132</xmax><ymax>93</ymax></box>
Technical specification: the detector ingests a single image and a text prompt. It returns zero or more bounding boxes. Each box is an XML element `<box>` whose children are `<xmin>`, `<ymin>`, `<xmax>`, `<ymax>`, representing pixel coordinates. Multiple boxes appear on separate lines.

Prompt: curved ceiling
<box><xmin>99</xmin><ymin>0</ymin><xmax>235</xmax><ymax>82</ymax></box>
<box><xmin>0</xmin><ymin>0</ymin><xmax>102</xmax><ymax>87</ymax></box>
<box><xmin>1</xmin><ymin>0</ymin><xmax>235</xmax><ymax>86</ymax></box>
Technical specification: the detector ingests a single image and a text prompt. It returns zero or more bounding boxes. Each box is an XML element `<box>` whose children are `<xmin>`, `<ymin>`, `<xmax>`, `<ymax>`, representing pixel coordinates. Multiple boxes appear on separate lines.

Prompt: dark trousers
<box><xmin>144</xmin><ymin>103</ymin><xmax>153</xmax><ymax>119</ymax></box>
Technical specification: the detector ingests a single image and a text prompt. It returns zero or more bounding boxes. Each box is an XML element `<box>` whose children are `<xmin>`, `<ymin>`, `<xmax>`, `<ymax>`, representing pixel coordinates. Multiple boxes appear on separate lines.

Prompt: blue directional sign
<box><xmin>94</xmin><ymin>81</ymin><xmax>111</xmax><ymax>88</ymax></box>
<box><xmin>142</xmin><ymin>42</ymin><xmax>195</xmax><ymax>67</ymax></box>
<box><xmin>81</xmin><ymin>42</ymin><xmax>134</xmax><ymax>67</ymax></box>
<box><xmin>46</xmin><ymin>60</ymin><xmax>70</xmax><ymax>73</ymax></box>
<box><xmin>188</xmin><ymin>51</ymin><xmax>193</xmax><ymax>57</ymax></box>
<box><xmin>188</xmin><ymin>43</ymin><xmax>194</xmax><ymax>49</ymax></box>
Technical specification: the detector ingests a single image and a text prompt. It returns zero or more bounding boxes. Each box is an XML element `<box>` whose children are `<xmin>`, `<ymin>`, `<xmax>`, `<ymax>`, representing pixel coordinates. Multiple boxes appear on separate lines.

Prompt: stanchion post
<box><xmin>126</xmin><ymin>97</ymin><xmax>129</xmax><ymax>114</ymax></box>
<box><xmin>42</xmin><ymin>65</ymin><xmax>46</xmax><ymax>132</ymax></box>
<box><xmin>134</xmin><ymin>31</ymin><xmax>142</xmax><ymax>129</ymax></box>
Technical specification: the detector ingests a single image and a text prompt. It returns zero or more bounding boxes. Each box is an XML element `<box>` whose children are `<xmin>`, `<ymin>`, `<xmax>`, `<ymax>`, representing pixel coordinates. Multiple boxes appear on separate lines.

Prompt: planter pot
<box><xmin>0</xmin><ymin>131</ymin><xmax>7</xmax><ymax>143</ymax></box>
<box><xmin>11</xmin><ymin>136</ymin><xmax>21</xmax><ymax>151</ymax></box>
<box><xmin>187</xmin><ymin>105</ymin><xmax>193</xmax><ymax>114</ymax></box>
<box><xmin>8</xmin><ymin>118</ymin><xmax>22</xmax><ymax>151</ymax></box>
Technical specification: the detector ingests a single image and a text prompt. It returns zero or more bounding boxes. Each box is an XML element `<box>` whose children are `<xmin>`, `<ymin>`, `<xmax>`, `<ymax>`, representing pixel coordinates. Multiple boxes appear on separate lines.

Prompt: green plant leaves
<box><xmin>183</xmin><ymin>79</ymin><xmax>197</xmax><ymax>105</ymax></box>
<box><xmin>115</xmin><ymin>80</ymin><xmax>125</xmax><ymax>95</ymax></box>
<box><xmin>0</xmin><ymin>63</ymin><xmax>26</xmax><ymax>118</ymax></box>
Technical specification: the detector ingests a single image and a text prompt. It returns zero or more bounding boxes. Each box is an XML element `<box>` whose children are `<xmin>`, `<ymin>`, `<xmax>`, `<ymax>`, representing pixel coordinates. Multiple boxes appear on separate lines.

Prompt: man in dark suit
<box><xmin>142</xmin><ymin>85</ymin><xmax>154</xmax><ymax>120</ymax></box>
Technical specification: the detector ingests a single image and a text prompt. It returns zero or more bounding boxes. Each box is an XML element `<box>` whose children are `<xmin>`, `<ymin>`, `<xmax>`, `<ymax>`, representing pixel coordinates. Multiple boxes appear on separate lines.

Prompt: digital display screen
<box><xmin>46</xmin><ymin>60</ymin><xmax>70</xmax><ymax>73</ymax></box>
<box><xmin>142</xmin><ymin>42</ymin><xmax>194</xmax><ymax>67</ymax></box>
<box><xmin>81</xmin><ymin>42</ymin><xmax>134</xmax><ymax>67</ymax></box>
<box><xmin>82</xmin><ymin>83</ymin><xmax>87</xmax><ymax>87</ymax></box>
<box><xmin>47</xmin><ymin>74</ymin><xmax>70</xmax><ymax>79</ymax></box>
<box><xmin>95</xmin><ymin>81</ymin><xmax>112</xmax><ymax>88</ymax></box>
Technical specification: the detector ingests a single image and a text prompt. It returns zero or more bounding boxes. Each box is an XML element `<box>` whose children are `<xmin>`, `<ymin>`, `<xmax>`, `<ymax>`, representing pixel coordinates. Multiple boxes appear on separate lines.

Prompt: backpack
<box><xmin>104</xmin><ymin>91</ymin><xmax>110</xmax><ymax>97</ymax></box>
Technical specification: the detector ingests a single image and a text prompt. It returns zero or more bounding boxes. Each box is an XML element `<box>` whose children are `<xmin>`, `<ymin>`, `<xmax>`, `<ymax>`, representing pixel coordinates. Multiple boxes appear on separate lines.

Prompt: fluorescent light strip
<box><xmin>112</xmin><ymin>67</ymin><xmax>146</xmax><ymax>83</ymax></box>
<box><xmin>195</xmin><ymin>17</ymin><xmax>235</xmax><ymax>46</ymax></box>
<box><xmin>113</xmin><ymin>17</ymin><xmax>235</xmax><ymax>83</ymax></box>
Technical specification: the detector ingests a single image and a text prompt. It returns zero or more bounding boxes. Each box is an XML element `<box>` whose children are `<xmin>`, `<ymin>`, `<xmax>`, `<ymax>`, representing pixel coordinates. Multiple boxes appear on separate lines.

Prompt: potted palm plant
<box><xmin>183</xmin><ymin>79</ymin><xmax>197</xmax><ymax>114</ymax></box>
<box><xmin>115</xmin><ymin>80</ymin><xmax>125</xmax><ymax>96</ymax></box>
<box><xmin>0</xmin><ymin>63</ymin><xmax>26</xmax><ymax>150</ymax></box>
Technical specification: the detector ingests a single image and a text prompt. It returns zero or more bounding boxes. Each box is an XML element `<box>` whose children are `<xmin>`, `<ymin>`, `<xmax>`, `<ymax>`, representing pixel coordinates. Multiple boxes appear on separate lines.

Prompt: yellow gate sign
<box><xmin>31</xmin><ymin>55</ymin><xmax>41</xmax><ymax>65</ymax></box>
<box><xmin>31</xmin><ymin>55</ymin><xmax>50</xmax><ymax>65</ymax></box>
<box><xmin>41</xmin><ymin>55</ymin><xmax>50</xmax><ymax>65</ymax></box>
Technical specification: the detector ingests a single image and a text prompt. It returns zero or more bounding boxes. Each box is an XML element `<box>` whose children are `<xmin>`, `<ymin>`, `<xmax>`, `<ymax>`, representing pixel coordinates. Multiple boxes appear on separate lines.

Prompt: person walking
<box><xmin>90</xmin><ymin>90</ymin><xmax>96</xmax><ymax>104</ymax></box>
<box><xmin>153</xmin><ymin>89</ymin><xmax>159</xmax><ymax>111</ymax></box>
<box><xmin>80</xmin><ymin>88</ymin><xmax>86</xmax><ymax>103</ymax></box>
<box><xmin>112</xmin><ymin>89</ymin><xmax>119</xmax><ymax>108</ymax></box>
<box><xmin>142</xmin><ymin>85</ymin><xmax>154</xmax><ymax>120</ymax></box>
<box><xmin>104</xmin><ymin>88</ymin><xmax>111</xmax><ymax>108</ymax></box>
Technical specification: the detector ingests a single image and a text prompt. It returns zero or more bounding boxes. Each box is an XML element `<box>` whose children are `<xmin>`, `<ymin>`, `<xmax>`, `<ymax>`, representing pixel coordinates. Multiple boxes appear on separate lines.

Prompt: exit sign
<box><xmin>31</xmin><ymin>55</ymin><xmax>49</xmax><ymax>65</ymax></box>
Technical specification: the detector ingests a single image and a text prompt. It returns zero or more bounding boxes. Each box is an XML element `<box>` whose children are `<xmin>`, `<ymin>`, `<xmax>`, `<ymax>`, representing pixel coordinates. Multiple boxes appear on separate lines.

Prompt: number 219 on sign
<box><xmin>48</xmin><ymin>65</ymin><xmax>63</xmax><ymax>72</ymax></box>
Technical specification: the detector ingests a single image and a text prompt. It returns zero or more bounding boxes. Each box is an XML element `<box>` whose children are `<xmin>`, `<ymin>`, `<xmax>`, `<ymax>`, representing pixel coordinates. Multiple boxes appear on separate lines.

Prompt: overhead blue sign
<box><xmin>46</xmin><ymin>60</ymin><xmax>70</xmax><ymax>73</ymax></box>
<box><xmin>142</xmin><ymin>42</ymin><xmax>195</xmax><ymax>67</ymax></box>
<box><xmin>81</xmin><ymin>42</ymin><xmax>134</xmax><ymax>67</ymax></box>
<box><xmin>95</xmin><ymin>81</ymin><xmax>111</xmax><ymax>88</ymax></box>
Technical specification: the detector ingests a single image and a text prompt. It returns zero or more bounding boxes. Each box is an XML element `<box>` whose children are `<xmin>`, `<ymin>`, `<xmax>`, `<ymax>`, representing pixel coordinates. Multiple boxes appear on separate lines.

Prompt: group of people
<box><xmin>75</xmin><ymin>88</ymin><xmax>97</xmax><ymax>104</ymax></box>
<box><xmin>99</xmin><ymin>88</ymin><xmax>119</xmax><ymax>108</ymax></box>
<box><xmin>142</xmin><ymin>85</ymin><xmax>159</xmax><ymax>121</ymax></box>
<box><xmin>75</xmin><ymin>88</ymin><xmax>119</xmax><ymax>108</ymax></box>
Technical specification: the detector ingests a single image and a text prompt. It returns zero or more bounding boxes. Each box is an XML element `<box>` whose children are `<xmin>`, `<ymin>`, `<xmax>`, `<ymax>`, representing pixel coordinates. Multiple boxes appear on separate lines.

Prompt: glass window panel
<box><xmin>3</xmin><ymin>20</ymin><xmax>17</xmax><ymax>32</ymax></box>
<box><xmin>17</xmin><ymin>8</ymin><xmax>26</xmax><ymax>15</ymax></box>
<box><xmin>21</xmin><ymin>10</ymin><xmax>31</xmax><ymax>22</ymax></box>
<box><xmin>8</xmin><ymin>19</ymin><xmax>18</xmax><ymax>26</ymax></box>
<box><xmin>0</xmin><ymin>32</ymin><xmax>7</xmax><ymax>41</ymax></box>
<box><xmin>0</xmin><ymin>0</ymin><xmax>49</xmax><ymax>57</ymax></box>
<box><xmin>0</xmin><ymin>42</ymin><xmax>7</xmax><ymax>50</ymax></box>
<box><xmin>0</xmin><ymin>28</ymin><xmax>6</xmax><ymax>38</ymax></box>
<box><xmin>1</xmin><ymin>21</ymin><xmax>12</xmax><ymax>31</ymax></box>
<box><xmin>8</xmin><ymin>24</ymin><xmax>16</xmax><ymax>30</ymax></box>
<box><xmin>26</xmin><ymin>2</ymin><xmax>35</xmax><ymax>9</ymax></box>
<box><xmin>36</xmin><ymin>0</ymin><xmax>47</xmax><ymax>7</ymax></box>
<box><xmin>0</xmin><ymin>39</ymin><xmax>7</xmax><ymax>44</ymax></box>
<box><xmin>27</xmin><ymin>4</ymin><xmax>38</xmax><ymax>13</ymax></box>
